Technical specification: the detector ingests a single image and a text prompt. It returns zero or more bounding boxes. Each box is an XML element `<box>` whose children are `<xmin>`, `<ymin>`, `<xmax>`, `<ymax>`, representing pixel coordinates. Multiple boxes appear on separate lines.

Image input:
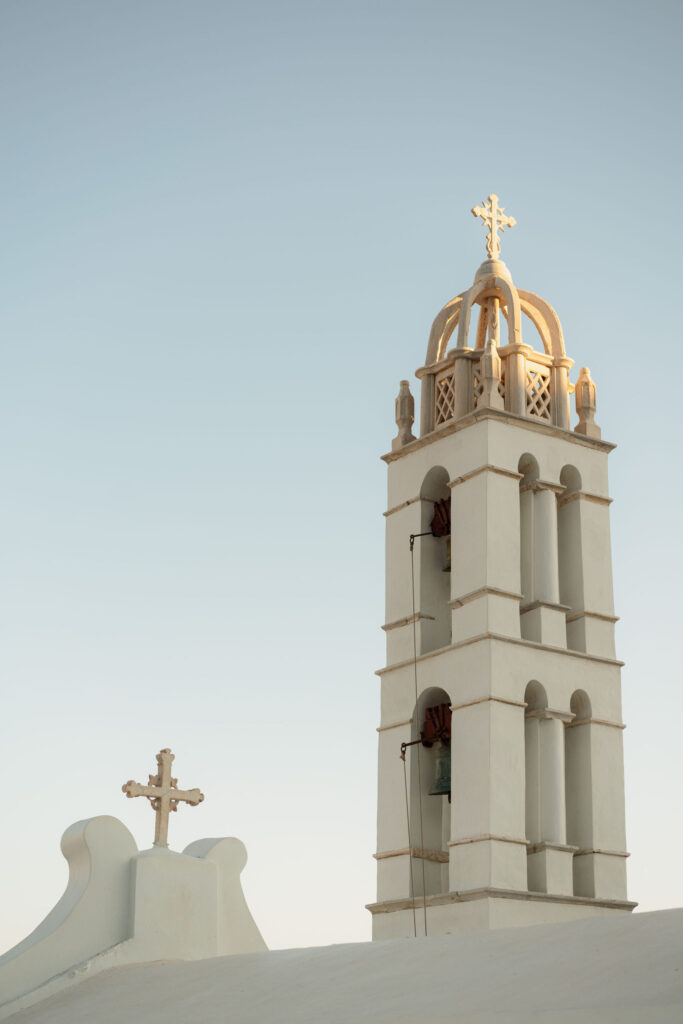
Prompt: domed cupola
<box><xmin>411</xmin><ymin>195</ymin><xmax>598</xmax><ymax>441</ymax></box>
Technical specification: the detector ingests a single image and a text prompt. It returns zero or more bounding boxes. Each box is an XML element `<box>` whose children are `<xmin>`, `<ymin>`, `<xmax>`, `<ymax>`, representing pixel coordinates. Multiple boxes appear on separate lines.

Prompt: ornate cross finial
<box><xmin>471</xmin><ymin>194</ymin><xmax>516</xmax><ymax>259</ymax></box>
<box><xmin>122</xmin><ymin>748</ymin><xmax>204</xmax><ymax>849</ymax></box>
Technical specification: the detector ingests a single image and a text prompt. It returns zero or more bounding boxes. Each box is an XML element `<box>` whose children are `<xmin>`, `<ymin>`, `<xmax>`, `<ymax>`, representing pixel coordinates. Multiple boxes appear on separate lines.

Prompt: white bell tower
<box><xmin>369</xmin><ymin>196</ymin><xmax>634</xmax><ymax>938</ymax></box>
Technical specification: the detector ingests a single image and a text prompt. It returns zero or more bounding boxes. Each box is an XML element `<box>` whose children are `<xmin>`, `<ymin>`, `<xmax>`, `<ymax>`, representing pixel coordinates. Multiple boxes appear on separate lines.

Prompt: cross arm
<box><xmin>122</xmin><ymin>780</ymin><xmax>157</xmax><ymax>799</ymax></box>
<box><xmin>169</xmin><ymin>787</ymin><xmax>204</xmax><ymax>807</ymax></box>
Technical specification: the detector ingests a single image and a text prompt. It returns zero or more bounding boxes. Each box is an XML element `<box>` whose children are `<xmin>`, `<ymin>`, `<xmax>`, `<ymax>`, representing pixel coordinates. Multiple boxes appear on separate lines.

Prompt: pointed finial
<box><xmin>392</xmin><ymin>380</ymin><xmax>416</xmax><ymax>451</ymax></box>
<box><xmin>471</xmin><ymin>194</ymin><xmax>516</xmax><ymax>259</ymax></box>
<box><xmin>574</xmin><ymin>367</ymin><xmax>601</xmax><ymax>439</ymax></box>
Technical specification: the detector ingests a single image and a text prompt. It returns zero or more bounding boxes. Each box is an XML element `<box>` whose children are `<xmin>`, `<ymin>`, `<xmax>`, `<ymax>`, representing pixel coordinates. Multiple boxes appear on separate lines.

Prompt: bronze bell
<box><xmin>428</xmin><ymin>740</ymin><xmax>451</xmax><ymax>797</ymax></box>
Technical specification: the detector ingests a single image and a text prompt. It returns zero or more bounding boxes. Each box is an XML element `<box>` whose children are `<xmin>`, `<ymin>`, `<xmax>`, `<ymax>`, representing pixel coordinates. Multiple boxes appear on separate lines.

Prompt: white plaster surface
<box><xmin>0</xmin><ymin>817</ymin><xmax>265</xmax><ymax>1016</ymax></box>
<box><xmin>5</xmin><ymin>909</ymin><xmax>683</xmax><ymax>1023</ymax></box>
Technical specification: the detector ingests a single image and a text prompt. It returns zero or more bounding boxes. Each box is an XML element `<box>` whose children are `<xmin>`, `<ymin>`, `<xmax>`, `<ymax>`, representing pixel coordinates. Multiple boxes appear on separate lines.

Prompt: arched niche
<box><xmin>565</xmin><ymin>689</ymin><xmax>594</xmax><ymax>896</ymax></box>
<box><xmin>524</xmin><ymin>680</ymin><xmax>548</xmax><ymax>712</ymax></box>
<box><xmin>558</xmin><ymin>465</ymin><xmax>584</xmax><ymax>651</ymax></box>
<box><xmin>518</xmin><ymin>455</ymin><xmax>540</xmax><ymax>619</ymax></box>
<box><xmin>418</xmin><ymin>467</ymin><xmax>451</xmax><ymax>654</ymax></box>
<box><xmin>570</xmin><ymin>689</ymin><xmax>591</xmax><ymax>721</ymax></box>
<box><xmin>408</xmin><ymin>686</ymin><xmax>452</xmax><ymax>898</ymax></box>
<box><xmin>524</xmin><ymin>680</ymin><xmax>548</xmax><ymax>852</ymax></box>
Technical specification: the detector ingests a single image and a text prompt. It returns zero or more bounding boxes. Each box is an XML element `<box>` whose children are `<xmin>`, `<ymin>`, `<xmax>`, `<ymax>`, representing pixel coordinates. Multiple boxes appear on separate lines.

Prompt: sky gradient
<box><xmin>1</xmin><ymin>0</ymin><xmax>682</xmax><ymax>951</ymax></box>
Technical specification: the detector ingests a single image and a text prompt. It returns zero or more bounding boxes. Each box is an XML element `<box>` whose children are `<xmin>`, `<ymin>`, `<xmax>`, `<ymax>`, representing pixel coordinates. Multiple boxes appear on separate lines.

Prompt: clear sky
<box><xmin>1</xmin><ymin>0</ymin><xmax>682</xmax><ymax>953</ymax></box>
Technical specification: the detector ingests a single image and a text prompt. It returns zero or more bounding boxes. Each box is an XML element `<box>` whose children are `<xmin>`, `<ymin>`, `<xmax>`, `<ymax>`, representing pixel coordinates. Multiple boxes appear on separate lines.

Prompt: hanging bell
<box><xmin>428</xmin><ymin>740</ymin><xmax>451</xmax><ymax>797</ymax></box>
<box><xmin>430</xmin><ymin>500</ymin><xmax>452</xmax><ymax>573</ymax></box>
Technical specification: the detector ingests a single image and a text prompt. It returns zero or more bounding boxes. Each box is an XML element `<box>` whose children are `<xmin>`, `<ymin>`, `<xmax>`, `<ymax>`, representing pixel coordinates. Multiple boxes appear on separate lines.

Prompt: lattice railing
<box><xmin>434</xmin><ymin>369</ymin><xmax>455</xmax><ymax>425</ymax></box>
<box><xmin>526</xmin><ymin>362</ymin><xmax>551</xmax><ymax>420</ymax></box>
<box><xmin>472</xmin><ymin>369</ymin><xmax>484</xmax><ymax>406</ymax></box>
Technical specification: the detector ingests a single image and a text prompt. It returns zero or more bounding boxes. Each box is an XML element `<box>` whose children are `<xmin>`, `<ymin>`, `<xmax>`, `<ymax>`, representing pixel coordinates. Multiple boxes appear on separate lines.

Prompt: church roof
<box><xmin>8</xmin><ymin>908</ymin><xmax>683</xmax><ymax>1024</ymax></box>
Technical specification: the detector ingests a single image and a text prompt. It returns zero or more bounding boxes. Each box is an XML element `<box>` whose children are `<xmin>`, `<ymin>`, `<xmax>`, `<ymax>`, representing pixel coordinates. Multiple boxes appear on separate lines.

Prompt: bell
<box><xmin>428</xmin><ymin>740</ymin><xmax>451</xmax><ymax>797</ymax></box>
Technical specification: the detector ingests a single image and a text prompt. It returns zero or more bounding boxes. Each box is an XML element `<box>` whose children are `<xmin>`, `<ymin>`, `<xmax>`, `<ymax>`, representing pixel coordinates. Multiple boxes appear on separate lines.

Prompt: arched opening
<box><xmin>558</xmin><ymin>465</ymin><xmax>584</xmax><ymax>651</ymax></box>
<box><xmin>520</xmin><ymin>308</ymin><xmax>550</xmax><ymax>357</ymax></box>
<box><xmin>518</xmin><ymin>455</ymin><xmax>539</xmax><ymax>639</ymax></box>
<box><xmin>418</xmin><ymin>467</ymin><xmax>451</xmax><ymax>654</ymax></box>
<box><xmin>565</xmin><ymin>689</ymin><xmax>594</xmax><ymax>896</ymax></box>
<box><xmin>407</xmin><ymin>686</ymin><xmax>452</xmax><ymax>897</ymax></box>
<box><xmin>524</xmin><ymin>680</ymin><xmax>547</xmax><ymax>851</ymax></box>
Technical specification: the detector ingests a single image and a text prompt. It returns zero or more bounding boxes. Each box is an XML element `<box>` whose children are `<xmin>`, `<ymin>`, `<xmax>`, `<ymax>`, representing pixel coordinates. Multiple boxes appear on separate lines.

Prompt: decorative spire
<box><xmin>574</xmin><ymin>367</ymin><xmax>601</xmax><ymax>439</ymax></box>
<box><xmin>392</xmin><ymin>380</ymin><xmax>416</xmax><ymax>451</ymax></box>
<box><xmin>471</xmin><ymin>194</ymin><xmax>516</xmax><ymax>259</ymax></box>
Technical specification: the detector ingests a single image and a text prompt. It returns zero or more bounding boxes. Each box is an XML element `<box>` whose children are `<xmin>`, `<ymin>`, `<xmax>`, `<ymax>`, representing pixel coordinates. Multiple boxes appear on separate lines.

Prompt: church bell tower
<box><xmin>369</xmin><ymin>196</ymin><xmax>634</xmax><ymax>938</ymax></box>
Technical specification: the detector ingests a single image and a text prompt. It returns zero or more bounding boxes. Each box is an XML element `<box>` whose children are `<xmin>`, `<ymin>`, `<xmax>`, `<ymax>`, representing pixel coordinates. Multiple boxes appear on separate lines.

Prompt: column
<box><xmin>419</xmin><ymin>372</ymin><xmax>435</xmax><ymax>435</ymax></box>
<box><xmin>500</xmin><ymin>343</ymin><xmax>529</xmax><ymax>416</ymax></box>
<box><xmin>533</xmin><ymin>486</ymin><xmax>560</xmax><ymax>604</ymax></box>
<box><xmin>526</xmin><ymin>710</ymin><xmax>575</xmax><ymax>896</ymax></box>
<box><xmin>519</xmin><ymin>487</ymin><xmax>535</xmax><ymax>606</ymax></box>
<box><xmin>452</xmin><ymin>350</ymin><xmax>472</xmax><ymax>420</ymax></box>
<box><xmin>524</xmin><ymin>715</ymin><xmax>541</xmax><ymax>842</ymax></box>
<box><xmin>520</xmin><ymin>483</ymin><xmax>567</xmax><ymax>647</ymax></box>
<box><xmin>551</xmin><ymin>359</ymin><xmax>572</xmax><ymax>430</ymax></box>
<box><xmin>540</xmin><ymin>716</ymin><xmax>567</xmax><ymax>843</ymax></box>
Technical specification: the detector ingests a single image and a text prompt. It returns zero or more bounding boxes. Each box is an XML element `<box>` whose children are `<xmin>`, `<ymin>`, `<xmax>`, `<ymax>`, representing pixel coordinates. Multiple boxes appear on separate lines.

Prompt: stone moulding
<box><xmin>565</xmin><ymin>717</ymin><xmax>626</xmax><ymax>731</ymax></box>
<box><xmin>376</xmin><ymin>718</ymin><xmax>413</xmax><ymax>732</ymax></box>
<box><xmin>449</xmin><ymin>464</ymin><xmax>523</xmax><ymax>487</ymax></box>
<box><xmin>565</xmin><ymin>608</ymin><xmax>619</xmax><ymax>624</ymax></box>
<box><xmin>381</xmin><ymin>405</ymin><xmax>616</xmax><ymax>464</ymax></box>
<box><xmin>382</xmin><ymin>612</ymin><xmax>435</xmax><ymax>632</ymax></box>
<box><xmin>448</xmin><ymin>834</ymin><xmax>528</xmax><ymax>848</ymax></box>
<box><xmin>574</xmin><ymin>848</ymin><xmax>630</xmax><ymax>858</ymax></box>
<box><xmin>365</xmin><ymin>887</ymin><xmax>638</xmax><ymax>915</ymax></box>
<box><xmin>374</xmin><ymin>848</ymin><xmax>449</xmax><ymax>864</ymax></box>
<box><xmin>375</xmin><ymin>630</ymin><xmax>625</xmax><ymax>677</ymax></box>
<box><xmin>449</xmin><ymin>695</ymin><xmax>526</xmax><ymax>713</ymax></box>
<box><xmin>450</xmin><ymin>586</ymin><xmax>523</xmax><ymax>609</ymax></box>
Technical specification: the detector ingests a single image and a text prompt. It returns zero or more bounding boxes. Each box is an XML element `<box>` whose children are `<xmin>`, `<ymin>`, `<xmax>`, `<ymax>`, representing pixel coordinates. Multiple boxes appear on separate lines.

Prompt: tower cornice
<box><xmin>382</xmin><ymin>405</ymin><xmax>616</xmax><ymax>464</ymax></box>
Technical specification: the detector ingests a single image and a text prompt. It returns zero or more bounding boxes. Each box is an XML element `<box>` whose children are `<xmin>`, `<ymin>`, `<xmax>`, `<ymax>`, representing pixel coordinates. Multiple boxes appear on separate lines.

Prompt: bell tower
<box><xmin>368</xmin><ymin>196</ymin><xmax>635</xmax><ymax>938</ymax></box>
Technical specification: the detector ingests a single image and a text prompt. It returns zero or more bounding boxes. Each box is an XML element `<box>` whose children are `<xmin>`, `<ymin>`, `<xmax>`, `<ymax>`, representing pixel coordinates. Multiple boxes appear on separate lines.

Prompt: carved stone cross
<box><xmin>471</xmin><ymin>194</ymin><xmax>516</xmax><ymax>259</ymax></box>
<box><xmin>122</xmin><ymin>748</ymin><xmax>204</xmax><ymax>849</ymax></box>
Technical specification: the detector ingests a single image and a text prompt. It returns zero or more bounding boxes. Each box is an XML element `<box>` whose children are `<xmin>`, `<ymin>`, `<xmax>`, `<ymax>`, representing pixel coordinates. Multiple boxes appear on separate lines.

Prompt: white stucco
<box><xmin>0</xmin><ymin>816</ymin><xmax>265</xmax><ymax>1018</ymax></box>
<box><xmin>5</xmin><ymin>909</ymin><xmax>683</xmax><ymax>1024</ymax></box>
<box><xmin>377</xmin><ymin>251</ymin><xmax>630</xmax><ymax>937</ymax></box>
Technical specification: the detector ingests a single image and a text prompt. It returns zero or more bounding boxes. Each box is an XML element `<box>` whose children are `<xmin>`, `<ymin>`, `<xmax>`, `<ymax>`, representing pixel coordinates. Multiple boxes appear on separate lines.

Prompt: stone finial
<box><xmin>574</xmin><ymin>366</ymin><xmax>601</xmax><ymax>439</ymax></box>
<box><xmin>392</xmin><ymin>380</ymin><xmax>416</xmax><ymax>451</ymax></box>
<box><xmin>476</xmin><ymin>338</ymin><xmax>504</xmax><ymax>411</ymax></box>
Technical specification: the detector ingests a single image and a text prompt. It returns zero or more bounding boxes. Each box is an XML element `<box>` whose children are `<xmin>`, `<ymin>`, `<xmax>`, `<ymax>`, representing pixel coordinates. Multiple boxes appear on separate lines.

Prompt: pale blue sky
<box><xmin>1</xmin><ymin>0</ymin><xmax>682</xmax><ymax>951</ymax></box>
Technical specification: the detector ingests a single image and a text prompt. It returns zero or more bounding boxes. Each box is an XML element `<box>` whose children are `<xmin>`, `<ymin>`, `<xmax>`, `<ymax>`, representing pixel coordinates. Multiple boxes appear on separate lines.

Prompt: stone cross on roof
<box><xmin>471</xmin><ymin>193</ymin><xmax>516</xmax><ymax>259</ymax></box>
<box><xmin>122</xmin><ymin>748</ymin><xmax>204</xmax><ymax>849</ymax></box>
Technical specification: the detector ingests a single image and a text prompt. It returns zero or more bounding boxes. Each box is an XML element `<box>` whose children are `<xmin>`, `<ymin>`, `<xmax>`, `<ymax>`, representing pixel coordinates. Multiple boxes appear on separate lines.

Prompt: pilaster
<box><xmin>520</xmin><ymin>481</ymin><xmax>567</xmax><ymax>647</ymax></box>
<box><xmin>499</xmin><ymin>343</ymin><xmax>530</xmax><ymax>416</ymax></box>
<box><xmin>450</xmin><ymin>466</ymin><xmax>522</xmax><ymax>643</ymax></box>
<box><xmin>449</xmin><ymin>698</ymin><xmax>527</xmax><ymax>892</ymax></box>
<box><xmin>525</xmin><ymin>708</ymin><xmax>575</xmax><ymax>895</ymax></box>
<box><xmin>560</xmin><ymin>491</ymin><xmax>616</xmax><ymax>658</ymax></box>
